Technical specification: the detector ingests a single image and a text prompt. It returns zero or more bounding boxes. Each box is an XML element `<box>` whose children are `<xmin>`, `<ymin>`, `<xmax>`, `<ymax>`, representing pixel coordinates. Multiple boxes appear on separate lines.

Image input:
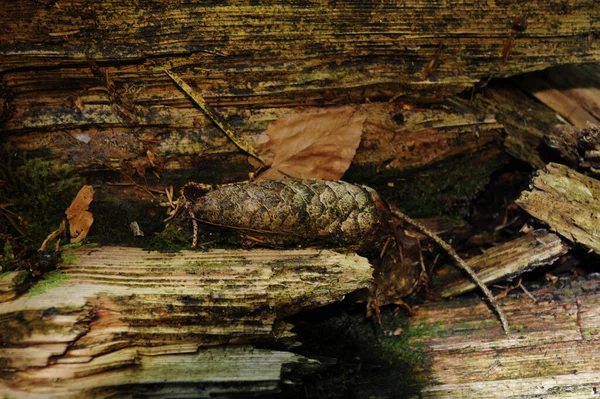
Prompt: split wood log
<box><xmin>515</xmin><ymin>64</ymin><xmax>600</xmax><ymax>129</ymax></box>
<box><xmin>0</xmin><ymin>246</ymin><xmax>371</xmax><ymax>397</ymax></box>
<box><xmin>1</xmin><ymin>100</ymin><xmax>504</xmax><ymax>179</ymax></box>
<box><xmin>1</xmin><ymin>95</ymin><xmax>508</xmax><ymax>221</ymax></box>
<box><xmin>1</xmin><ymin>1</ymin><xmax>599</xmax><ymax>102</ymax></box>
<box><xmin>408</xmin><ymin>276</ymin><xmax>600</xmax><ymax>398</ymax></box>
<box><xmin>517</xmin><ymin>163</ymin><xmax>600</xmax><ymax>254</ymax></box>
<box><xmin>430</xmin><ymin>230</ymin><xmax>568</xmax><ymax>298</ymax></box>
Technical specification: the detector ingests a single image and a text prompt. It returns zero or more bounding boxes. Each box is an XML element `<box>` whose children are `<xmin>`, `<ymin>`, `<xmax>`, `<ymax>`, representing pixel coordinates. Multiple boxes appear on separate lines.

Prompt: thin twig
<box><xmin>190</xmin><ymin>209</ymin><xmax>198</xmax><ymax>248</ymax></box>
<box><xmin>389</xmin><ymin>206</ymin><xmax>510</xmax><ymax>335</ymax></box>
<box><xmin>164</xmin><ymin>69</ymin><xmax>265</xmax><ymax>164</ymax></box>
<box><xmin>519</xmin><ymin>282</ymin><xmax>537</xmax><ymax>303</ymax></box>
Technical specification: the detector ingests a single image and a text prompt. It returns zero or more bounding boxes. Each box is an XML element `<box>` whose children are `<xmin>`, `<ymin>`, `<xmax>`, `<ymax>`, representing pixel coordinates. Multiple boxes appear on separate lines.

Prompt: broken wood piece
<box><xmin>390</xmin><ymin>207</ymin><xmax>510</xmax><ymax>335</ymax></box>
<box><xmin>431</xmin><ymin>230</ymin><xmax>568</xmax><ymax>298</ymax></box>
<box><xmin>543</xmin><ymin>124</ymin><xmax>600</xmax><ymax>172</ymax></box>
<box><xmin>517</xmin><ymin>163</ymin><xmax>600</xmax><ymax>254</ymax></box>
<box><xmin>0</xmin><ymin>246</ymin><xmax>370</xmax><ymax>396</ymax></box>
<box><xmin>409</xmin><ymin>276</ymin><xmax>600</xmax><ymax>398</ymax></box>
<box><xmin>514</xmin><ymin>64</ymin><xmax>600</xmax><ymax>128</ymax></box>
<box><xmin>0</xmin><ymin>346</ymin><xmax>318</xmax><ymax>398</ymax></box>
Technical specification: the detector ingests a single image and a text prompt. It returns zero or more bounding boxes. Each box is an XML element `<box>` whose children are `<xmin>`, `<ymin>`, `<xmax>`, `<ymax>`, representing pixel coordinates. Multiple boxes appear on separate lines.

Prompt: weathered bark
<box><xmin>409</xmin><ymin>277</ymin><xmax>600</xmax><ymax>398</ymax></box>
<box><xmin>1</xmin><ymin>1</ymin><xmax>599</xmax><ymax>102</ymax></box>
<box><xmin>431</xmin><ymin>229</ymin><xmax>568</xmax><ymax>298</ymax></box>
<box><xmin>517</xmin><ymin>163</ymin><xmax>600</xmax><ymax>254</ymax></box>
<box><xmin>0</xmin><ymin>246</ymin><xmax>371</xmax><ymax>397</ymax></box>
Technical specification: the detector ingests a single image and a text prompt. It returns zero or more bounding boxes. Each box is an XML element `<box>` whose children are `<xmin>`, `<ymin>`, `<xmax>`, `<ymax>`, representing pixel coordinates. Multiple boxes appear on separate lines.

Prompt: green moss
<box><xmin>28</xmin><ymin>270</ymin><xmax>69</xmax><ymax>297</ymax></box>
<box><xmin>0</xmin><ymin>150</ymin><xmax>81</xmax><ymax>245</ymax></box>
<box><xmin>61</xmin><ymin>252</ymin><xmax>80</xmax><ymax>266</ymax></box>
<box><xmin>148</xmin><ymin>223</ymin><xmax>190</xmax><ymax>252</ymax></box>
<box><xmin>59</xmin><ymin>241</ymin><xmax>97</xmax><ymax>265</ymax></box>
<box><xmin>346</xmin><ymin>150</ymin><xmax>509</xmax><ymax>217</ymax></box>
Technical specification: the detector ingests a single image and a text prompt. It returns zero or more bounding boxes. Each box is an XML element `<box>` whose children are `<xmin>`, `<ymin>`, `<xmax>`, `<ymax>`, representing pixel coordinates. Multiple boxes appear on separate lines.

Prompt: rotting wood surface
<box><xmin>1</xmin><ymin>1</ymin><xmax>599</xmax><ymax>100</ymax></box>
<box><xmin>431</xmin><ymin>230</ymin><xmax>568</xmax><ymax>298</ymax></box>
<box><xmin>0</xmin><ymin>246</ymin><xmax>370</xmax><ymax>397</ymax></box>
<box><xmin>517</xmin><ymin>163</ymin><xmax>600</xmax><ymax>254</ymax></box>
<box><xmin>409</xmin><ymin>277</ymin><xmax>600</xmax><ymax>398</ymax></box>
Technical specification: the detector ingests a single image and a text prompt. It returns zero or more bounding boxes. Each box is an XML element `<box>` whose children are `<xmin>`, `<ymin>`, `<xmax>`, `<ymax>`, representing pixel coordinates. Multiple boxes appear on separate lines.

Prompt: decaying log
<box><xmin>2</xmin><ymin>1</ymin><xmax>599</xmax><ymax>101</ymax></box>
<box><xmin>517</xmin><ymin>163</ymin><xmax>600</xmax><ymax>254</ymax></box>
<box><xmin>1</xmin><ymin>99</ymin><xmax>503</xmax><ymax>179</ymax></box>
<box><xmin>1</xmin><ymin>96</ymin><xmax>508</xmax><ymax>221</ymax></box>
<box><xmin>2</xmin><ymin>1</ymin><xmax>598</xmax><ymax>221</ymax></box>
<box><xmin>431</xmin><ymin>230</ymin><xmax>568</xmax><ymax>298</ymax></box>
<box><xmin>408</xmin><ymin>277</ymin><xmax>600</xmax><ymax>398</ymax></box>
<box><xmin>0</xmin><ymin>246</ymin><xmax>371</xmax><ymax>397</ymax></box>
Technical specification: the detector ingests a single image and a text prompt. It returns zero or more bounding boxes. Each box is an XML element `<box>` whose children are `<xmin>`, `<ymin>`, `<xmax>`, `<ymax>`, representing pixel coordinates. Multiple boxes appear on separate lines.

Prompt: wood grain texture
<box><xmin>1</xmin><ymin>0</ymin><xmax>599</xmax><ymax>101</ymax></box>
<box><xmin>515</xmin><ymin>64</ymin><xmax>600</xmax><ymax>128</ymax></box>
<box><xmin>0</xmin><ymin>246</ymin><xmax>369</xmax><ymax>397</ymax></box>
<box><xmin>517</xmin><ymin>163</ymin><xmax>600</xmax><ymax>254</ymax></box>
<box><xmin>409</xmin><ymin>277</ymin><xmax>600</xmax><ymax>398</ymax></box>
<box><xmin>431</xmin><ymin>230</ymin><xmax>569</xmax><ymax>298</ymax></box>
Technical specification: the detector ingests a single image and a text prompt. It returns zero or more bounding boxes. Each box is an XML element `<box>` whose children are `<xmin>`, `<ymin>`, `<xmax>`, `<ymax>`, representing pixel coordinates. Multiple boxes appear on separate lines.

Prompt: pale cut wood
<box><xmin>408</xmin><ymin>277</ymin><xmax>600</xmax><ymax>398</ymax></box>
<box><xmin>431</xmin><ymin>230</ymin><xmax>568</xmax><ymax>298</ymax></box>
<box><xmin>517</xmin><ymin>163</ymin><xmax>600</xmax><ymax>254</ymax></box>
<box><xmin>0</xmin><ymin>247</ymin><xmax>370</xmax><ymax>397</ymax></box>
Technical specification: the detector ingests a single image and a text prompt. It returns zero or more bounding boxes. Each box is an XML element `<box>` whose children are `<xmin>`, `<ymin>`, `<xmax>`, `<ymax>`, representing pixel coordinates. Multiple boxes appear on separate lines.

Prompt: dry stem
<box><xmin>389</xmin><ymin>206</ymin><xmax>510</xmax><ymax>335</ymax></box>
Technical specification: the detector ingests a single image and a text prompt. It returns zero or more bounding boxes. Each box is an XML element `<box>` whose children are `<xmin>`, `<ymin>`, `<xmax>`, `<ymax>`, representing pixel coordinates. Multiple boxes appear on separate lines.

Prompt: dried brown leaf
<box><xmin>65</xmin><ymin>185</ymin><xmax>94</xmax><ymax>243</ymax></box>
<box><xmin>257</xmin><ymin>106</ymin><xmax>365</xmax><ymax>180</ymax></box>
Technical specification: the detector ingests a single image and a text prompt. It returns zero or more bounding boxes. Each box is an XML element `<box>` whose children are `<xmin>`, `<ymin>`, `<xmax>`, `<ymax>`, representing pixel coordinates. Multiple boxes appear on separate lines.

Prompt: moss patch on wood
<box><xmin>346</xmin><ymin>149</ymin><xmax>509</xmax><ymax>218</ymax></box>
<box><xmin>27</xmin><ymin>270</ymin><xmax>69</xmax><ymax>297</ymax></box>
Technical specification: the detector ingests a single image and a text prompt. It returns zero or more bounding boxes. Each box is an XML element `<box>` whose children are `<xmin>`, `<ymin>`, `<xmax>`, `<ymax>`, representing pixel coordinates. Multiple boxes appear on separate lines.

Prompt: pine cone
<box><xmin>190</xmin><ymin>179</ymin><xmax>390</xmax><ymax>252</ymax></box>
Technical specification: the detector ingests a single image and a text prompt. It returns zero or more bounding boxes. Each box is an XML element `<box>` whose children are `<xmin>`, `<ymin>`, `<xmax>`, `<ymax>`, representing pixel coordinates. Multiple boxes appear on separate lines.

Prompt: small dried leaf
<box><xmin>65</xmin><ymin>185</ymin><xmax>94</xmax><ymax>243</ymax></box>
<box><xmin>257</xmin><ymin>106</ymin><xmax>365</xmax><ymax>180</ymax></box>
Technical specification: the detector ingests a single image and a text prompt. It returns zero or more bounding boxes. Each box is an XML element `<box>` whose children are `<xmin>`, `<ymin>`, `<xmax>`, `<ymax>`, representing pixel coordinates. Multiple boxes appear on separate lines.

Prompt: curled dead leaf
<box><xmin>65</xmin><ymin>185</ymin><xmax>94</xmax><ymax>243</ymax></box>
<box><xmin>257</xmin><ymin>106</ymin><xmax>366</xmax><ymax>180</ymax></box>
